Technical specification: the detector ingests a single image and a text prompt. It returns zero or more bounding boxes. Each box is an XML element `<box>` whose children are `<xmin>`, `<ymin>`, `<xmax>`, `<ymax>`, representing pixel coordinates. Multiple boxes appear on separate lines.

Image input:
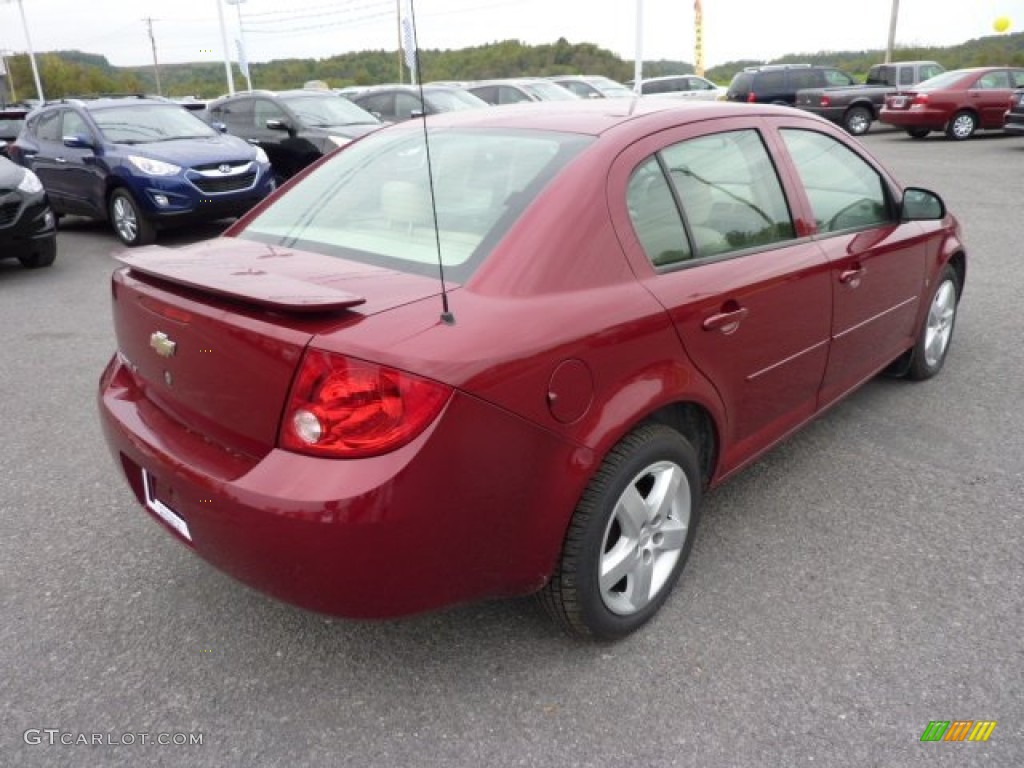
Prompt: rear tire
<box><xmin>946</xmin><ymin>110</ymin><xmax>977</xmax><ymax>141</ymax></box>
<box><xmin>843</xmin><ymin>106</ymin><xmax>872</xmax><ymax>136</ymax></box>
<box><xmin>539</xmin><ymin>423</ymin><xmax>702</xmax><ymax>639</ymax></box>
<box><xmin>109</xmin><ymin>188</ymin><xmax>155</xmax><ymax>246</ymax></box>
<box><xmin>907</xmin><ymin>128</ymin><xmax>930</xmax><ymax>139</ymax></box>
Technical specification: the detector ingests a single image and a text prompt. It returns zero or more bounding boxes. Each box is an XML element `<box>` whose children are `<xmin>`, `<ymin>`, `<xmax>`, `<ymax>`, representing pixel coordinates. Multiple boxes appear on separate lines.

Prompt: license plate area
<box><xmin>142</xmin><ymin>470</ymin><xmax>192</xmax><ymax>542</ymax></box>
<box><xmin>890</xmin><ymin>96</ymin><xmax>907</xmax><ymax>108</ymax></box>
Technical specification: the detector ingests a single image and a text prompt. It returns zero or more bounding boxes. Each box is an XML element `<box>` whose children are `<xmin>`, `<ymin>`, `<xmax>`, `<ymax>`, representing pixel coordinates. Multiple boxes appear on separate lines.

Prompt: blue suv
<box><xmin>10</xmin><ymin>96</ymin><xmax>274</xmax><ymax>245</ymax></box>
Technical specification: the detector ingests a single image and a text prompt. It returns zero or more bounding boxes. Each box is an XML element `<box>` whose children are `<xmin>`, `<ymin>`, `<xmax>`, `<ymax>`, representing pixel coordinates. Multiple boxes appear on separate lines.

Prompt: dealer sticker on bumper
<box><xmin>142</xmin><ymin>470</ymin><xmax>192</xmax><ymax>542</ymax></box>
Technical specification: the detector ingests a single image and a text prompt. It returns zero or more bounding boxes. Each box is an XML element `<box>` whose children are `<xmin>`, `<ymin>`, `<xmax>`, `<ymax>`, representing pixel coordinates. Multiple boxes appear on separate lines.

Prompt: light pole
<box><xmin>3</xmin><ymin>0</ymin><xmax>44</xmax><ymax>102</ymax></box>
<box><xmin>885</xmin><ymin>0</ymin><xmax>900</xmax><ymax>64</ymax></box>
<box><xmin>634</xmin><ymin>0</ymin><xmax>643</xmax><ymax>94</ymax></box>
<box><xmin>224</xmin><ymin>0</ymin><xmax>252</xmax><ymax>91</ymax></box>
<box><xmin>214</xmin><ymin>0</ymin><xmax>235</xmax><ymax>95</ymax></box>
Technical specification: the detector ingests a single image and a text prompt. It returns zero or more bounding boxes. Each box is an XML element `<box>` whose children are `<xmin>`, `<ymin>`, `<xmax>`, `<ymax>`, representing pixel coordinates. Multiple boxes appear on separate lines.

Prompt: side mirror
<box><xmin>266</xmin><ymin>119</ymin><xmax>291</xmax><ymax>132</ymax></box>
<box><xmin>63</xmin><ymin>134</ymin><xmax>93</xmax><ymax>149</ymax></box>
<box><xmin>213</xmin><ymin>122</ymin><xmax>228</xmax><ymax>134</ymax></box>
<box><xmin>901</xmin><ymin>187</ymin><xmax>945</xmax><ymax>221</ymax></box>
<box><xmin>409</xmin><ymin>109</ymin><xmax>425</xmax><ymax>119</ymax></box>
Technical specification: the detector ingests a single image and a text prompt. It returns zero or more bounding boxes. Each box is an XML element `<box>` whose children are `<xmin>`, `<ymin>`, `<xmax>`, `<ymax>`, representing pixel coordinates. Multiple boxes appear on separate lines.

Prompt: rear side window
<box><xmin>34</xmin><ymin>110</ymin><xmax>62</xmax><ymax>142</ymax></box>
<box><xmin>781</xmin><ymin>129</ymin><xmax>891</xmax><ymax>234</ymax></box>
<box><xmin>627</xmin><ymin>129</ymin><xmax>796</xmax><ymax>267</ymax></box>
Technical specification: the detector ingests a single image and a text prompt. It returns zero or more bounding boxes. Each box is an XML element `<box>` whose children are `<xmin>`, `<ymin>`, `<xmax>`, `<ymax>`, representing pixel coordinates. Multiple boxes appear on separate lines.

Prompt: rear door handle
<box><xmin>702</xmin><ymin>306</ymin><xmax>749</xmax><ymax>333</ymax></box>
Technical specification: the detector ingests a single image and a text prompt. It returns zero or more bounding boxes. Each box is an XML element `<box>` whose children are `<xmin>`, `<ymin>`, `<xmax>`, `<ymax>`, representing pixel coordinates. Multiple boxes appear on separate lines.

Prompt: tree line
<box><xmin>2</xmin><ymin>32</ymin><xmax>1021</xmax><ymax>103</ymax></box>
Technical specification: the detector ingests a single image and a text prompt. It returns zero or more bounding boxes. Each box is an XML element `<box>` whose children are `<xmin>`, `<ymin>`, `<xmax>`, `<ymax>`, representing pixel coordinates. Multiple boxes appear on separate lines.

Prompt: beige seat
<box><xmin>380</xmin><ymin>181</ymin><xmax>432</xmax><ymax>232</ymax></box>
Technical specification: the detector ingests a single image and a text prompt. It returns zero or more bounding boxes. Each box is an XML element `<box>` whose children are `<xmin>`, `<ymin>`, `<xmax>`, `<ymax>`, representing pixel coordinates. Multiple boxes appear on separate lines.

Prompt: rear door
<box><xmin>611</xmin><ymin>118</ymin><xmax>832</xmax><ymax>474</ymax></box>
<box><xmin>55</xmin><ymin>108</ymin><xmax>105</xmax><ymax>216</ymax></box>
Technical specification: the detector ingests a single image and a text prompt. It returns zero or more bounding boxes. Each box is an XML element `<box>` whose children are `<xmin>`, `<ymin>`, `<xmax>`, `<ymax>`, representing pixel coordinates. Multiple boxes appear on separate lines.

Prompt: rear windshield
<box><xmin>238</xmin><ymin>127</ymin><xmax>593</xmax><ymax>281</ymax></box>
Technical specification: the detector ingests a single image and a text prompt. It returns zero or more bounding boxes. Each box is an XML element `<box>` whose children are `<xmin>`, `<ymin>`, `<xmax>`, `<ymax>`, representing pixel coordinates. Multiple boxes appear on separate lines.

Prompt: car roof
<box><xmin>388</xmin><ymin>97</ymin><xmax>805</xmax><ymax>136</ymax></box>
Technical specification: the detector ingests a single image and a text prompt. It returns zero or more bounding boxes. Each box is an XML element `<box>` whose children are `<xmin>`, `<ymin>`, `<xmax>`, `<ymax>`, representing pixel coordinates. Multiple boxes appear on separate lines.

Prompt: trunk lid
<box><xmin>112</xmin><ymin>237</ymin><xmax>444</xmax><ymax>457</ymax></box>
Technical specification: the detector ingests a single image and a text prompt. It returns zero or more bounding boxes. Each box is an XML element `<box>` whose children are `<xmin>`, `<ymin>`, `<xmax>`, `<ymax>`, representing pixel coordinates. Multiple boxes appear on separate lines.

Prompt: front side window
<box><xmin>253</xmin><ymin>99</ymin><xmax>287</xmax><ymax>128</ymax></box>
<box><xmin>781</xmin><ymin>129</ymin><xmax>891</xmax><ymax>234</ymax></box>
<box><xmin>61</xmin><ymin>110</ymin><xmax>91</xmax><ymax>140</ymax></box>
<box><xmin>238</xmin><ymin>127</ymin><xmax>592</xmax><ymax>281</ymax></box>
<box><xmin>627</xmin><ymin>129</ymin><xmax>795</xmax><ymax>267</ymax></box>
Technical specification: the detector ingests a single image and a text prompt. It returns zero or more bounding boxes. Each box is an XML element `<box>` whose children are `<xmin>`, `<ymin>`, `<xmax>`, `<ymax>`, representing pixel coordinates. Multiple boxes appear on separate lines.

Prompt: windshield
<box><xmin>92</xmin><ymin>105</ymin><xmax>217</xmax><ymax>144</ymax></box>
<box><xmin>425</xmin><ymin>89</ymin><xmax>489</xmax><ymax>112</ymax></box>
<box><xmin>280</xmin><ymin>95</ymin><xmax>379</xmax><ymax>127</ymax></box>
<box><xmin>238</xmin><ymin>127</ymin><xmax>593</xmax><ymax>281</ymax></box>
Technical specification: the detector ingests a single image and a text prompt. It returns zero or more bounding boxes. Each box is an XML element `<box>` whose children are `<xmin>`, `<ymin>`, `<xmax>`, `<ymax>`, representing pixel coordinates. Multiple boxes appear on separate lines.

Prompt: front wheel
<box><xmin>109</xmin><ymin>188</ymin><xmax>155</xmax><ymax>246</ymax></box>
<box><xmin>843</xmin><ymin>106</ymin><xmax>872</xmax><ymax>136</ymax></box>
<box><xmin>907</xmin><ymin>127</ymin><xmax>930</xmax><ymax>139</ymax></box>
<box><xmin>539</xmin><ymin>423</ymin><xmax>702</xmax><ymax>639</ymax></box>
<box><xmin>906</xmin><ymin>265</ymin><xmax>960</xmax><ymax>380</ymax></box>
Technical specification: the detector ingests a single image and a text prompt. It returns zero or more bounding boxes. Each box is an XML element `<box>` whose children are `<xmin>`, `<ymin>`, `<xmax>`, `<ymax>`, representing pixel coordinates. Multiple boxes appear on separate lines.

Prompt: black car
<box><xmin>206</xmin><ymin>89</ymin><xmax>382</xmax><ymax>180</ymax></box>
<box><xmin>0</xmin><ymin>106</ymin><xmax>30</xmax><ymax>158</ymax></box>
<box><xmin>1005</xmin><ymin>88</ymin><xmax>1024</xmax><ymax>135</ymax></box>
<box><xmin>347</xmin><ymin>84</ymin><xmax>488</xmax><ymax>122</ymax></box>
<box><xmin>726</xmin><ymin>64</ymin><xmax>857</xmax><ymax>106</ymax></box>
<box><xmin>0</xmin><ymin>155</ymin><xmax>57</xmax><ymax>269</ymax></box>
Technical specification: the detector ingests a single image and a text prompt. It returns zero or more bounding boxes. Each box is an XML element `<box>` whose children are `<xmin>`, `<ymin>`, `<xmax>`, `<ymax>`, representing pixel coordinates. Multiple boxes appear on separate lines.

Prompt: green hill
<box><xmin>3</xmin><ymin>32</ymin><xmax>1022</xmax><ymax>101</ymax></box>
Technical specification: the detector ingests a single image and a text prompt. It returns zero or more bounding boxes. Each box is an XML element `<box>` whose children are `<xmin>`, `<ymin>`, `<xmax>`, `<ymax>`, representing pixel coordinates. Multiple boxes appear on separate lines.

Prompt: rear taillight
<box><xmin>747</xmin><ymin>93</ymin><xmax>756</xmax><ymax>103</ymax></box>
<box><xmin>279</xmin><ymin>350</ymin><xmax>451</xmax><ymax>458</ymax></box>
<box><xmin>820</xmin><ymin>95</ymin><xmax>831</xmax><ymax>107</ymax></box>
<box><xmin>912</xmin><ymin>94</ymin><xmax>929</xmax><ymax>106</ymax></box>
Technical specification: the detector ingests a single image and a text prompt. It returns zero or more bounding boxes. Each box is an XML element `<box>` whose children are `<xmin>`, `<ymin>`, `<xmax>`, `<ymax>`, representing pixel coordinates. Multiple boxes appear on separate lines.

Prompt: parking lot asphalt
<box><xmin>1</xmin><ymin>130</ymin><xmax>1022</xmax><ymax>768</ymax></box>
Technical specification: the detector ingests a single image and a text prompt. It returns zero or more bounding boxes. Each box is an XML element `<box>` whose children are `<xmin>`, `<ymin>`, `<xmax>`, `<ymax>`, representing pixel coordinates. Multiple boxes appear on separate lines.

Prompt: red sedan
<box><xmin>880</xmin><ymin>66</ymin><xmax>1024</xmax><ymax>139</ymax></box>
<box><xmin>98</xmin><ymin>100</ymin><xmax>966</xmax><ymax>639</ymax></box>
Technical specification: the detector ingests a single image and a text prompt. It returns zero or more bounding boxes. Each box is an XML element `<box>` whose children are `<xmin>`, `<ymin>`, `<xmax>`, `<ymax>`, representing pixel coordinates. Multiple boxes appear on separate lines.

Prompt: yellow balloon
<box><xmin>993</xmin><ymin>16</ymin><xmax>1011</xmax><ymax>33</ymax></box>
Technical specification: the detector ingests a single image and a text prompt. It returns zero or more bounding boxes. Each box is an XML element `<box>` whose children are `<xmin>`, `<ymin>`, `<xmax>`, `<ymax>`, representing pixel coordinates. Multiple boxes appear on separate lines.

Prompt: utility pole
<box><xmin>396</xmin><ymin>0</ymin><xmax>403</xmax><ymax>84</ymax></box>
<box><xmin>885</xmin><ymin>0</ymin><xmax>900</xmax><ymax>64</ymax></box>
<box><xmin>633</xmin><ymin>0</ymin><xmax>643</xmax><ymax>93</ymax></box>
<box><xmin>143</xmin><ymin>17</ymin><xmax>162</xmax><ymax>96</ymax></box>
<box><xmin>3</xmin><ymin>0</ymin><xmax>44</xmax><ymax>102</ymax></box>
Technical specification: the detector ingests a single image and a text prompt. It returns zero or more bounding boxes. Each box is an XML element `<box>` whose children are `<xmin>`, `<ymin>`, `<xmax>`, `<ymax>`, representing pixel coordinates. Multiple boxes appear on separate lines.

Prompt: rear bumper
<box><xmin>1005</xmin><ymin>113</ymin><xmax>1024</xmax><ymax>135</ymax></box>
<box><xmin>878</xmin><ymin>107</ymin><xmax>945</xmax><ymax>130</ymax></box>
<box><xmin>98</xmin><ymin>355</ymin><xmax>591</xmax><ymax>618</ymax></box>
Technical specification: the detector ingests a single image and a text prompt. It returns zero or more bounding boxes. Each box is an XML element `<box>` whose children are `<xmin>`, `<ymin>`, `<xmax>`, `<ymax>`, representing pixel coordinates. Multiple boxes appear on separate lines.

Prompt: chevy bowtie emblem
<box><xmin>149</xmin><ymin>331</ymin><xmax>177</xmax><ymax>358</ymax></box>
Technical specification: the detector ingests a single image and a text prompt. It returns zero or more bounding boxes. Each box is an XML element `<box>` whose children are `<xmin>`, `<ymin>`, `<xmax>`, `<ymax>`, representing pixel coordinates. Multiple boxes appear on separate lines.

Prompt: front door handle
<box><xmin>839</xmin><ymin>266</ymin><xmax>866</xmax><ymax>286</ymax></box>
<box><xmin>702</xmin><ymin>306</ymin><xmax>749</xmax><ymax>334</ymax></box>
<box><xmin>55</xmin><ymin>157</ymin><xmax>68</xmax><ymax>164</ymax></box>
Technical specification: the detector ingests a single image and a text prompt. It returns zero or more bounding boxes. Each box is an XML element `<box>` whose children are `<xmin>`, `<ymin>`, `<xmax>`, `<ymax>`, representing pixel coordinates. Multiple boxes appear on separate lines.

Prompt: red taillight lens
<box><xmin>747</xmin><ymin>92</ymin><xmax>756</xmax><ymax>103</ymax></box>
<box><xmin>279</xmin><ymin>350</ymin><xmax>452</xmax><ymax>458</ymax></box>
<box><xmin>912</xmin><ymin>94</ymin><xmax>929</xmax><ymax>106</ymax></box>
<box><xmin>820</xmin><ymin>95</ymin><xmax>831</xmax><ymax>107</ymax></box>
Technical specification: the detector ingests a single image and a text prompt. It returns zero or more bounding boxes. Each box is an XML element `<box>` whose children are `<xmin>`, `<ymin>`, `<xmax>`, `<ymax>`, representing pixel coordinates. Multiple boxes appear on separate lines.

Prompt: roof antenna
<box><xmin>403</xmin><ymin>0</ymin><xmax>454</xmax><ymax>325</ymax></box>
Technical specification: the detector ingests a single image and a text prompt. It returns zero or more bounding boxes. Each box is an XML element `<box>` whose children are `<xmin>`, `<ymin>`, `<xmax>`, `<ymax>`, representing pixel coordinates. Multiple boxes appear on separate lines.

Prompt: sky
<box><xmin>1</xmin><ymin>0</ymin><xmax>1021</xmax><ymax>73</ymax></box>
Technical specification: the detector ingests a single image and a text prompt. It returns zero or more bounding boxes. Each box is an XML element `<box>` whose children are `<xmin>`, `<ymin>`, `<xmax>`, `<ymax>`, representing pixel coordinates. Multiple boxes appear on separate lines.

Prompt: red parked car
<box><xmin>879</xmin><ymin>66</ymin><xmax>1024</xmax><ymax>139</ymax></box>
<box><xmin>98</xmin><ymin>100</ymin><xmax>966</xmax><ymax>639</ymax></box>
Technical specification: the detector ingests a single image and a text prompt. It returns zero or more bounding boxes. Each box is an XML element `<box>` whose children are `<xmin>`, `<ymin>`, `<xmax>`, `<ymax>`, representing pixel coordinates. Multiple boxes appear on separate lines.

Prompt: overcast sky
<box><xmin>1</xmin><ymin>0</ymin><xmax>1021</xmax><ymax>71</ymax></box>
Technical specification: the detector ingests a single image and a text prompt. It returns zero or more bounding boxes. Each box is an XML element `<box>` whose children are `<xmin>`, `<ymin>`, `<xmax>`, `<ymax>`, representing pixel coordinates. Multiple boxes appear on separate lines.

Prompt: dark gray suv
<box><xmin>726</xmin><ymin>64</ymin><xmax>856</xmax><ymax>106</ymax></box>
